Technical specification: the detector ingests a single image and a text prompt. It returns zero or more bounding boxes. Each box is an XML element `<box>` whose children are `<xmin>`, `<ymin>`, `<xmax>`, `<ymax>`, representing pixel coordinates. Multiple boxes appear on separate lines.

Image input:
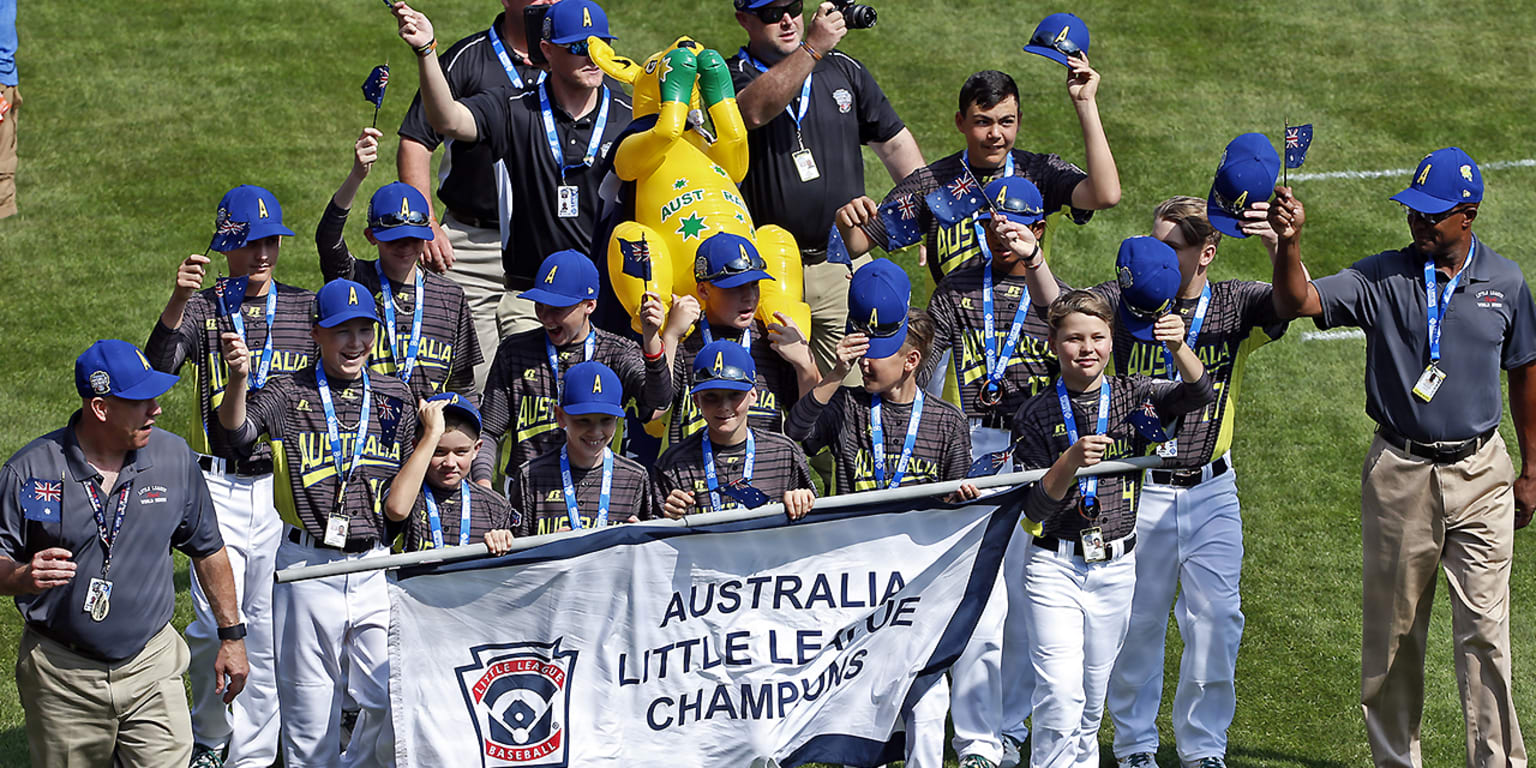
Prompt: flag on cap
<box><xmin>21</xmin><ymin>478</ymin><xmax>62</xmax><ymax>522</ymax></box>
<box><xmin>210</xmin><ymin>207</ymin><xmax>250</xmax><ymax>252</ymax></box>
<box><xmin>216</xmin><ymin>275</ymin><xmax>249</xmax><ymax>318</ymax></box>
<box><xmin>1285</xmin><ymin>124</ymin><xmax>1314</xmax><ymax>169</ymax></box>
<box><xmin>825</xmin><ymin>223</ymin><xmax>853</xmax><ymax>267</ymax></box>
<box><xmin>362</xmin><ymin>65</ymin><xmax>390</xmax><ymax>109</ymax></box>
<box><xmin>925</xmin><ymin>174</ymin><xmax>986</xmax><ymax>225</ymax></box>
<box><xmin>619</xmin><ymin>236</ymin><xmax>653</xmax><ymax>281</ymax></box>
<box><xmin>879</xmin><ymin>194</ymin><xmax>924</xmax><ymax>250</ymax></box>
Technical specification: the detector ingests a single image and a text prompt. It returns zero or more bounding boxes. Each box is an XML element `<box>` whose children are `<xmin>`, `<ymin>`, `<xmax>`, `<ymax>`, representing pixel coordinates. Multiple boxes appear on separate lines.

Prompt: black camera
<box><xmin>829</xmin><ymin>0</ymin><xmax>877</xmax><ymax>29</ymax></box>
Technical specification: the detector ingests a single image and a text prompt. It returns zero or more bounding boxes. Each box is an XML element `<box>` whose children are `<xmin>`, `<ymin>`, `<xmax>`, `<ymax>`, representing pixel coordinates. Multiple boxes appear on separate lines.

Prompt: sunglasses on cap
<box><xmin>848</xmin><ymin>316</ymin><xmax>905</xmax><ymax>338</ymax></box>
<box><xmin>370</xmin><ymin>210</ymin><xmax>430</xmax><ymax>228</ymax></box>
<box><xmin>1122</xmin><ymin>299</ymin><xmax>1171</xmax><ymax>320</ymax></box>
<box><xmin>1029</xmin><ymin>29</ymin><xmax>1082</xmax><ymax>57</ymax></box>
<box><xmin>1402</xmin><ymin>203</ymin><xmax>1467</xmax><ymax>226</ymax></box>
<box><xmin>693</xmin><ymin>363</ymin><xmax>755</xmax><ymax>386</ymax></box>
<box><xmin>696</xmin><ymin>251</ymin><xmax>769</xmax><ymax>283</ymax></box>
<box><xmin>750</xmin><ymin>0</ymin><xmax>803</xmax><ymax>24</ymax></box>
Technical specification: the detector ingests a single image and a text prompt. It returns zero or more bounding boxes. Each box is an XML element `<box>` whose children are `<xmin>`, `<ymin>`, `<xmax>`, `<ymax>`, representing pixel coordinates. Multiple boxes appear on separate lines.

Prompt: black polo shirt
<box><xmin>461</xmin><ymin>81</ymin><xmax>632</xmax><ymax>286</ymax></box>
<box><xmin>0</xmin><ymin>415</ymin><xmax>223</xmax><ymax>662</ymax></box>
<box><xmin>1313</xmin><ymin>237</ymin><xmax>1536</xmax><ymax>442</ymax></box>
<box><xmin>398</xmin><ymin>13</ymin><xmax>545</xmax><ymax>223</ymax></box>
<box><xmin>726</xmin><ymin>48</ymin><xmax>906</xmax><ymax>252</ymax></box>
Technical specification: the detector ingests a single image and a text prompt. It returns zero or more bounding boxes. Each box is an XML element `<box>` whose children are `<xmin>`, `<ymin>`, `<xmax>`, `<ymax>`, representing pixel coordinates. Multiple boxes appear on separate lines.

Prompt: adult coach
<box><xmin>397</xmin><ymin>0</ymin><xmax>553</xmax><ymax>386</ymax></box>
<box><xmin>1269</xmin><ymin>148</ymin><xmax>1536</xmax><ymax>768</ymax></box>
<box><xmin>0</xmin><ymin>340</ymin><xmax>247</xmax><ymax>766</ymax></box>
<box><xmin>0</xmin><ymin>0</ymin><xmax>16</xmax><ymax>218</ymax></box>
<box><xmin>725</xmin><ymin>0</ymin><xmax>924</xmax><ymax>373</ymax></box>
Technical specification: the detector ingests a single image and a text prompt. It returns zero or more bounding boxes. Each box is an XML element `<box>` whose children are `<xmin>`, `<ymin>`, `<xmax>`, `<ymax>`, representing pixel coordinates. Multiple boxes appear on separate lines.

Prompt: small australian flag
<box><xmin>21</xmin><ymin>478</ymin><xmax>62</xmax><ymax>522</ymax></box>
<box><xmin>377</xmin><ymin>395</ymin><xmax>405</xmax><ymax>447</ymax></box>
<box><xmin>878</xmin><ymin>194</ymin><xmax>924</xmax><ymax>250</ymax></box>
<box><xmin>362</xmin><ymin>65</ymin><xmax>390</xmax><ymax>110</ymax></box>
<box><xmin>825</xmin><ymin>223</ymin><xmax>854</xmax><ymax>267</ymax></box>
<box><xmin>216</xmin><ymin>275</ymin><xmax>249</xmax><ymax>318</ymax></box>
<box><xmin>925</xmin><ymin>174</ymin><xmax>986</xmax><ymax>226</ymax></box>
<box><xmin>209</xmin><ymin>207</ymin><xmax>250</xmax><ymax>253</ymax></box>
<box><xmin>1126</xmin><ymin>402</ymin><xmax>1171</xmax><ymax>443</ymax></box>
<box><xmin>1285</xmin><ymin>124</ymin><xmax>1314</xmax><ymax>169</ymax></box>
<box><xmin>619</xmin><ymin>236</ymin><xmax>652</xmax><ymax>281</ymax></box>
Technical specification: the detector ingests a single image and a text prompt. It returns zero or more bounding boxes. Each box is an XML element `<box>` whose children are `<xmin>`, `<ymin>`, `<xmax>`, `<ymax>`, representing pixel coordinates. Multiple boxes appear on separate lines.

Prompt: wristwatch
<box><xmin>217</xmin><ymin>622</ymin><xmax>248</xmax><ymax>641</ymax></box>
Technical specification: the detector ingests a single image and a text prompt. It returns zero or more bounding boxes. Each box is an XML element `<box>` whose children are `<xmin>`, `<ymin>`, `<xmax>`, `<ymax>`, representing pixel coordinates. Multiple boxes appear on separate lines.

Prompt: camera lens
<box><xmin>845</xmin><ymin>4</ymin><xmax>877</xmax><ymax>28</ymax></box>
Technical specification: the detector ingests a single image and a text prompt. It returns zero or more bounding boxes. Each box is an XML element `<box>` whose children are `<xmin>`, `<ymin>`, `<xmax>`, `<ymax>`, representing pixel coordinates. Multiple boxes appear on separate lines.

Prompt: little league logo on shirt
<box><xmin>456</xmin><ymin>640</ymin><xmax>578</xmax><ymax>767</ymax></box>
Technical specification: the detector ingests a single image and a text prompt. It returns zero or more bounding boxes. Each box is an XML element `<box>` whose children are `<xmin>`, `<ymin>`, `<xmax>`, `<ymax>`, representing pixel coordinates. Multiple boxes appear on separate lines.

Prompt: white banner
<box><xmin>388</xmin><ymin>487</ymin><xmax>1024</xmax><ymax>768</ymax></box>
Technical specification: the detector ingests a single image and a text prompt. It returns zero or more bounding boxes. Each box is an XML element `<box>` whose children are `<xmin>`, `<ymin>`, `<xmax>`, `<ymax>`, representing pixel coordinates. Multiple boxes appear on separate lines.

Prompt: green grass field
<box><xmin>2</xmin><ymin>0</ymin><xmax>1535</xmax><ymax>765</ymax></box>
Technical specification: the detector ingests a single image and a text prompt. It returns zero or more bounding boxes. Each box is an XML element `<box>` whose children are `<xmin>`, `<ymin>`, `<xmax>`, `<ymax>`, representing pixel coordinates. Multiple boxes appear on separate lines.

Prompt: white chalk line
<box><xmin>1302</xmin><ymin>329</ymin><xmax>1366</xmax><ymax>342</ymax></box>
<box><xmin>1290</xmin><ymin>158</ymin><xmax>1536</xmax><ymax>182</ymax></box>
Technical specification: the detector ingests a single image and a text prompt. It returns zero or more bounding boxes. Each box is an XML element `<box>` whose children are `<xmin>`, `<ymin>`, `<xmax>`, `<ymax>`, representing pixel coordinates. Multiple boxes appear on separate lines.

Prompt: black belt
<box><xmin>1033</xmin><ymin>532</ymin><xmax>1137</xmax><ymax>560</ymax></box>
<box><xmin>287</xmin><ymin>526</ymin><xmax>376</xmax><ymax>553</ymax></box>
<box><xmin>800</xmin><ymin>247</ymin><xmax>833</xmax><ymax>266</ymax></box>
<box><xmin>25</xmin><ymin>624</ymin><xmax>117</xmax><ymax>664</ymax></box>
<box><xmin>505</xmin><ymin>275</ymin><xmax>536</xmax><ymax>291</ymax></box>
<box><xmin>1149</xmin><ymin>456</ymin><xmax>1231</xmax><ymax>488</ymax></box>
<box><xmin>1377</xmin><ymin>425</ymin><xmax>1496</xmax><ymax>464</ymax></box>
<box><xmin>198</xmin><ymin>454</ymin><xmax>274</xmax><ymax>478</ymax></box>
<box><xmin>446</xmin><ymin>208</ymin><xmax>498</xmax><ymax>231</ymax></box>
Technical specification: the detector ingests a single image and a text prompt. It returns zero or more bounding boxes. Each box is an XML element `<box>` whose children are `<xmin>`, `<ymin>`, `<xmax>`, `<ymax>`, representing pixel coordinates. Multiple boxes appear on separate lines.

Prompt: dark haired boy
<box><xmin>386</xmin><ymin>392</ymin><xmax>518</xmax><ymax>554</ymax></box>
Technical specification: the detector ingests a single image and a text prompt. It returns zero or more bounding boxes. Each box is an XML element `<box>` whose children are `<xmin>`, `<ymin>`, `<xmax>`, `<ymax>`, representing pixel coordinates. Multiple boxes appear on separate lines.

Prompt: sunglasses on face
<box><xmin>1403</xmin><ymin>204</ymin><xmax>1465</xmax><ymax>226</ymax></box>
<box><xmin>751</xmin><ymin>0</ymin><xmax>803</xmax><ymax>24</ymax></box>
<box><xmin>848</xmin><ymin>316</ymin><xmax>905</xmax><ymax>338</ymax></box>
<box><xmin>1029</xmin><ymin>30</ymin><xmax>1082</xmax><ymax>57</ymax></box>
<box><xmin>694</xmin><ymin>364</ymin><xmax>755</xmax><ymax>386</ymax></box>
<box><xmin>563</xmin><ymin>40</ymin><xmax>590</xmax><ymax>56</ymax></box>
<box><xmin>369</xmin><ymin>210</ymin><xmax>430</xmax><ymax>228</ymax></box>
<box><xmin>696</xmin><ymin>253</ymin><xmax>768</xmax><ymax>283</ymax></box>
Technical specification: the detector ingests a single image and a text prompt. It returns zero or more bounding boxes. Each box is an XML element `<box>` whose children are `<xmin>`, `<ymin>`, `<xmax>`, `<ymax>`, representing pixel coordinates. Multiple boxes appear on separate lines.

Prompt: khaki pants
<box><xmin>440</xmin><ymin>214</ymin><xmax>507</xmax><ymax>390</ymax></box>
<box><xmin>495</xmin><ymin>287</ymin><xmax>543</xmax><ymax>341</ymax></box>
<box><xmin>1360</xmin><ymin>431</ymin><xmax>1525</xmax><ymax>768</ymax></box>
<box><xmin>16</xmin><ymin>623</ymin><xmax>193</xmax><ymax>767</ymax></box>
<box><xmin>803</xmin><ymin>255</ymin><xmax>871</xmax><ymax>383</ymax></box>
<box><xmin>0</xmin><ymin>84</ymin><xmax>18</xmax><ymax>219</ymax></box>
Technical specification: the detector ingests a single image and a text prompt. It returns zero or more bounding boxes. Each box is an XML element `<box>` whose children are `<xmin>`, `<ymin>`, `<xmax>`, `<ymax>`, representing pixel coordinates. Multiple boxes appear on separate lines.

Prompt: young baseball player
<box><xmin>662</xmin><ymin>231</ymin><xmax>820</xmax><ymax>443</ymax></box>
<box><xmin>477</xmin><ymin>249</ymin><xmax>672</xmax><ymax>488</ymax></box>
<box><xmin>1009</xmin><ymin>265</ymin><xmax>1214</xmax><ymax>768</ymax></box>
<box><xmin>656</xmin><ymin>340</ymin><xmax>816</xmax><ymax>520</ymax></box>
<box><xmin>145</xmin><ymin>184</ymin><xmax>311</xmax><ymax>768</ymax></box>
<box><xmin>317</xmin><ymin>126</ymin><xmax>482</xmax><ymax>396</ymax></box>
<box><xmin>218</xmin><ymin>277</ymin><xmax>426</xmax><ymax>767</ymax></box>
<box><xmin>921</xmin><ymin>176</ymin><xmax>1067</xmax><ymax>464</ymax></box>
<box><xmin>508</xmin><ymin>361</ymin><xmax>661</xmax><ymax>536</ymax></box>
<box><xmin>385</xmin><ymin>392</ymin><xmax>519</xmax><ymax>555</ymax></box>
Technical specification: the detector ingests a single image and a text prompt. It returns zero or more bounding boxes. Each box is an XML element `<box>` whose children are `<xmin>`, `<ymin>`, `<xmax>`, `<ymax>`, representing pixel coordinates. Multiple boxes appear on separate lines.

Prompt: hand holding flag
<box><xmin>878</xmin><ymin>193</ymin><xmax>925</xmax><ymax>250</ymax></box>
<box><xmin>619</xmin><ymin>236</ymin><xmax>653</xmax><ymax>283</ymax></box>
<box><xmin>1285</xmin><ymin>123</ymin><xmax>1313</xmax><ymax>170</ymax></box>
<box><xmin>363</xmin><ymin>65</ymin><xmax>390</xmax><ymax>127</ymax></box>
<box><xmin>216</xmin><ymin>275</ymin><xmax>250</xmax><ymax>319</ymax></box>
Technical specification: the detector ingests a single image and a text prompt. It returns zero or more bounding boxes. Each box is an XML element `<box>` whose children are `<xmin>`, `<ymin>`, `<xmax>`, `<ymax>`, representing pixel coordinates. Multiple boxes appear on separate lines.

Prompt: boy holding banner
<box><xmin>507</xmin><ymin>361</ymin><xmax>660</xmax><ymax>536</ymax></box>
<box><xmin>385</xmin><ymin>392</ymin><xmax>518</xmax><ymax>554</ymax></box>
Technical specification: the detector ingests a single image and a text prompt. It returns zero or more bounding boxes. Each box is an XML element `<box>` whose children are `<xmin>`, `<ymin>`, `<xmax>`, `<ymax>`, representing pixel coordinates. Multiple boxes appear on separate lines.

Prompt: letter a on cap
<box><xmin>1054</xmin><ymin>25</ymin><xmax>1070</xmax><ymax>44</ymax></box>
<box><xmin>136</xmin><ymin>350</ymin><xmax>151</xmax><ymax>370</ymax></box>
<box><xmin>1418</xmin><ymin>164</ymin><xmax>1432</xmax><ymax>185</ymax></box>
<box><xmin>713</xmin><ymin>351</ymin><xmax>724</xmax><ymax>370</ymax></box>
<box><xmin>869</xmin><ymin>306</ymin><xmax>880</xmax><ymax>326</ymax></box>
<box><xmin>545</xmin><ymin>265</ymin><xmax>558</xmax><ymax>284</ymax></box>
<box><xmin>349</xmin><ymin>287</ymin><xmax>359</xmax><ymax>305</ymax></box>
<box><xmin>258</xmin><ymin>198</ymin><xmax>270</xmax><ymax>219</ymax></box>
<box><xmin>400</xmin><ymin>196</ymin><xmax>411</xmax><ymax>216</ymax></box>
<box><xmin>739</xmin><ymin>244</ymin><xmax>750</xmax><ymax>262</ymax></box>
<box><xmin>582</xmin><ymin>7</ymin><xmax>592</xmax><ymax>26</ymax></box>
<box><xmin>1232</xmin><ymin>190</ymin><xmax>1248</xmax><ymax>210</ymax></box>
<box><xmin>592</xmin><ymin>373</ymin><xmax>602</xmax><ymax>393</ymax></box>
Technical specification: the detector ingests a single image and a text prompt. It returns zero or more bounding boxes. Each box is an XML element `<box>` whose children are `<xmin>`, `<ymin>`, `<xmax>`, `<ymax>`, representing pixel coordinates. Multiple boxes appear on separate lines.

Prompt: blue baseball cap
<box><xmin>212</xmin><ymin>185</ymin><xmax>295</xmax><ymax>252</ymax></box>
<box><xmin>315</xmin><ymin>279</ymin><xmax>381</xmax><ymax>328</ymax></box>
<box><xmin>847</xmin><ymin>259</ymin><xmax>911</xmax><ymax>359</ymax></box>
<box><xmin>75</xmin><ymin>340</ymin><xmax>180</xmax><ymax>400</ymax></box>
<box><xmin>976</xmin><ymin>176</ymin><xmax>1046</xmax><ymax>226</ymax></box>
<box><xmin>1114</xmin><ymin>236</ymin><xmax>1181</xmax><ymax>343</ymax></box>
<box><xmin>1391</xmin><ymin>147</ymin><xmax>1483</xmax><ymax>215</ymax></box>
<box><xmin>1023</xmin><ymin>13</ymin><xmax>1089</xmax><ymax>67</ymax></box>
<box><xmin>427</xmin><ymin>392</ymin><xmax>482</xmax><ymax>431</ymax></box>
<box><xmin>561</xmin><ymin>361</ymin><xmax>624</xmax><ymax>417</ymax></box>
<box><xmin>690</xmin><ymin>340</ymin><xmax>757</xmax><ymax>395</ymax></box>
<box><xmin>1207</xmin><ymin>133</ymin><xmax>1281</xmax><ymax>239</ymax></box>
<box><xmin>694</xmin><ymin>232</ymin><xmax>774</xmax><ymax>289</ymax></box>
<box><xmin>367</xmin><ymin>182</ymin><xmax>435</xmax><ymax>242</ymax></box>
<box><xmin>521</xmin><ymin>250</ymin><xmax>600</xmax><ymax>307</ymax></box>
<box><xmin>543</xmin><ymin>0</ymin><xmax>614</xmax><ymax>44</ymax></box>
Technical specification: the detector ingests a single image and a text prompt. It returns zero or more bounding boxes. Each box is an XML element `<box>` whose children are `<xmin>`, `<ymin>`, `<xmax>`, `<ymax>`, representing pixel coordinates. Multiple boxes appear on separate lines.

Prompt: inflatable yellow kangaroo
<box><xmin>587</xmin><ymin>36</ymin><xmax>811</xmax><ymax>334</ymax></box>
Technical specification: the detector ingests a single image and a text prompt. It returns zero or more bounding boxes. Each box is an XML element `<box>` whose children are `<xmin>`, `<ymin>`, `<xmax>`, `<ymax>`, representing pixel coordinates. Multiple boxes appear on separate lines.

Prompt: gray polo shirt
<box><xmin>0</xmin><ymin>412</ymin><xmax>223</xmax><ymax>662</ymax></box>
<box><xmin>1313</xmin><ymin>238</ymin><xmax>1536</xmax><ymax>443</ymax></box>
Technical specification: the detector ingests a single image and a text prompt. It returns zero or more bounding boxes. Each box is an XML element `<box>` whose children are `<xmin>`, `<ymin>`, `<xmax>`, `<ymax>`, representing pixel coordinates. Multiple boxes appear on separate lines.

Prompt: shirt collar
<box><xmin>62</xmin><ymin>410</ymin><xmax>152</xmax><ymax>486</ymax></box>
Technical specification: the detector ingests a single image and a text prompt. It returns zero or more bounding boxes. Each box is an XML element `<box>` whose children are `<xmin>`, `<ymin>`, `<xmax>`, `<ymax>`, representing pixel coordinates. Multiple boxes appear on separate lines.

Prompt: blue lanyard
<box><xmin>83</xmin><ymin>481</ymin><xmax>132</xmax><ymax>576</ymax></box>
<box><xmin>1056</xmin><ymin>378</ymin><xmax>1110</xmax><ymax>505</ymax></box>
<box><xmin>1162</xmin><ymin>283</ymin><xmax>1210</xmax><ymax>381</ymax></box>
<box><xmin>374</xmin><ymin>260</ymin><xmax>424</xmax><ymax>384</ymax></box>
<box><xmin>560</xmin><ymin>444</ymin><xmax>613</xmax><ymax>529</ymax></box>
<box><xmin>1425</xmin><ymin>234</ymin><xmax>1477</xmax><ymax>365</ymax></box>
<box><xmin>219</xmin><ymin>286</ymin><xmax>278</xmax><ymax>389</ymax></box>
<box><xmin>314</xmin><ymin>365</ymin><xmax>373</xmax><ymax>491</ymax></box>
<box><xmin>703</xmin><ymin>429</ymin><xmax>754</xmax><ymax>513</ymax></box>
<box><xmin>487</xmin><ymin>25</ymin><xmax>544</xmax><ymax>90</ymax></box>
<box><xmin>980</xmin><ymin>265</ymin><xmax>1032</xmax><ymax>390</ymax></box>
<box><xmin>741</xmin><ymin>49</ymin><xmax>811</xmax><ymax>131</ymax></box>
<box><xmin>424</xmin><ymin>482</ymin><xmax>471</xmax><ymax>548</ymax></box>
<box><xmin>538</xmin><ymin>81</ymin><xmax>610</xmax><ymax>181</ymax></box>
<box><xmin>962</xmin><ymin>149</ymin><xmax>1014</xmax><ymax>184</ymax></box>
<box><xmin>871</xmin><ymin>389</ymin><xmax>925</xmax><ymax>488</ymax></box>
<box><xmin>700</xmin><ymin>320</ymin><xmax>751</xmax><ymax>349</ymax></box>
<box><xmin>547</xmin><ymin>331</ymin><xmax>597</xmax><ymax>401</ymax></box>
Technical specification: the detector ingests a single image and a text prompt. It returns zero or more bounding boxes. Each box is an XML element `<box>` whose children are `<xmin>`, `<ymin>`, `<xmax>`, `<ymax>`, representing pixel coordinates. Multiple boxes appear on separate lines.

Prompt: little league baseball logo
<box><xmin>456</xmin><ymin>640</ymin><xmax>578</xmax><ymax>767</ymax></box>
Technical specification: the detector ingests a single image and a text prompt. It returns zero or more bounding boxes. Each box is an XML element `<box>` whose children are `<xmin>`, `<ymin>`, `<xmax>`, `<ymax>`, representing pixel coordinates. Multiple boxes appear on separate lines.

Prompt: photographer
<box><xmin>726</xmin><ymin>0</ymin><xmax>924</xmax><ymax>376</ymax></box>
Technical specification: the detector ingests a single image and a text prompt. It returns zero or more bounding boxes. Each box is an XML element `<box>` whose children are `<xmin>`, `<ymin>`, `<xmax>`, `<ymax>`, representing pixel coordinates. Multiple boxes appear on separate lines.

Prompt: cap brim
<box><xmin>987</xmin><ymin>210</ymin><xmax>1044</xmax><ymax>227</ymax></box>
<box><xmin>316</xmin><ymin>308</ymin><xmax>380</xmax><ymax>328</ymax></box>
<box><xmin>560</xmin><ymin>401</ymin><xmax>624</xmax><ymax>417</ymax></box>
<box><xmin>1389</xmin><ymin>187</ymin><xmax>1458</xmax><ymax>215</ymax></box>
<box><xmin>1204</xmin><ymin>198</ymin><xmax>1249</xmax><ymax>239</ymax></box>
<box><xmin>549</xmin><ymin>32</ymin><xmax>615</xmax><ymax>44</ymax></box>
<box><xmin>1022</xmin><ymin>45</ymin><xmax>1071</xmax><ymax>67</ymax></box>
<box><xmin>114</xmin><ymin>370</ymin><xmax>181</xmax><ymax>400</ymax></box>
<box><xmin>1117</xmin><ymin>304</ymin><xmax>1160</xmax><ymax>343</ymax></box>
<box><xmin>861</xmin><ymin>324</ymin><xmax>910</xmax><ymax>360</ymax></box>
<box><xmin>245</xmin><ymin>221</ymin><xmax>296</xmax><ymax>242</ymax></box>
<box><xmin>371</xmin><ymin>225</ymin><xmax>434</xmax><ymax>242</ymax></box>
<box><xmin>519</xmin><ymin>287</ymin><xmax>586</xmax><ymax>307</ymax></box>
<box><xmin>689</xmin><ymin>379</ymin><xmax>755</xmax><ymax>396</ymax></box>
<box><xmin>708</xmin><ymin>270</ymin><xmax>773</xmax><ymax>289</ymax></box>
